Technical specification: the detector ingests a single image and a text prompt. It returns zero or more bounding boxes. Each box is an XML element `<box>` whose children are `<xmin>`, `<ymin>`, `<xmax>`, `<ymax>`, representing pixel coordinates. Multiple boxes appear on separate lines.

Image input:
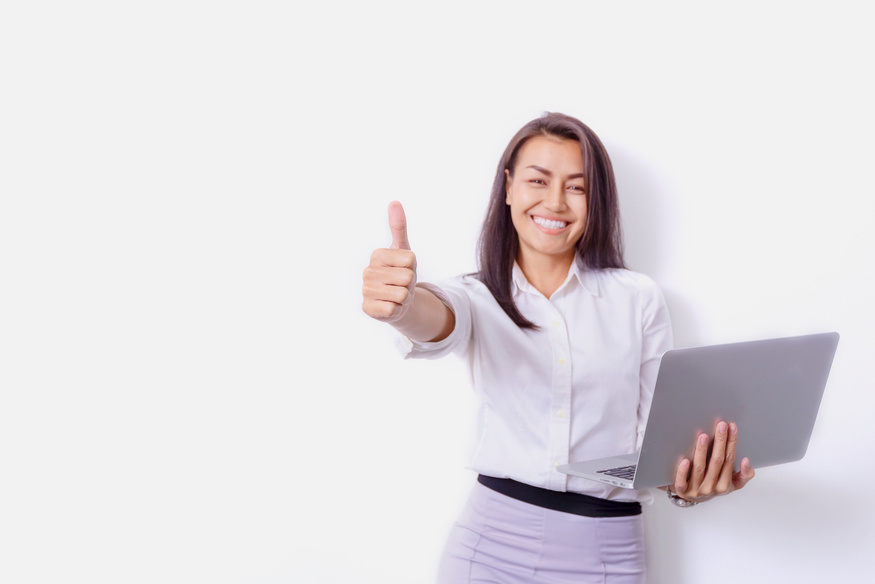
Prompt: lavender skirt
<box><xmin>437</xmin><ymin>481</ymin><xmax>646</xmax><ymax>584</ymax></box>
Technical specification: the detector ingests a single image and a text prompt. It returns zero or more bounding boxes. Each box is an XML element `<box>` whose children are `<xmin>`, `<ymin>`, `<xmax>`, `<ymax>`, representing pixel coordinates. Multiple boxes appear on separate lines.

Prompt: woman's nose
<box><xmin>544</xmin><ymin>184</ymin><xmax>567</xmax><ymax>211</ymax></box>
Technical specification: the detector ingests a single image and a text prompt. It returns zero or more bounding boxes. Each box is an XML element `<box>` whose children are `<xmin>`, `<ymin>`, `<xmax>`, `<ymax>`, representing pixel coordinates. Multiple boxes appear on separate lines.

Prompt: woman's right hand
<box><xmin>362</xmin><ymin>201</ymin><xmax>418</xmax><ymax>324</ymax></box>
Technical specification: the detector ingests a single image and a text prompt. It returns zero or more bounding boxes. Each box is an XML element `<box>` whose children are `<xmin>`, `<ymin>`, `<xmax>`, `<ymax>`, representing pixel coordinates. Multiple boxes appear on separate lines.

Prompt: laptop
<box><xmin>557</xmin><ymin>332</ymin><xmax>840</xmax><ymax>489</ymax></box>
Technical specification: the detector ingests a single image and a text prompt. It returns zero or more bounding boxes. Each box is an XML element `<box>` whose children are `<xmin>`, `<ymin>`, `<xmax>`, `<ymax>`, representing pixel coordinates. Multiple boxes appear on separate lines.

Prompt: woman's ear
<box><xmin>505</xmin><ymin>168</ymin><xmax>512</xmax><ymax>205</ymax></box>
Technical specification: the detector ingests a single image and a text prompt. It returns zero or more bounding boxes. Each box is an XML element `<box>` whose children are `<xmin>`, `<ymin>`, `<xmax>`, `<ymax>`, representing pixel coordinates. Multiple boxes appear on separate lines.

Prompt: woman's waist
<box><xmin>476</xmin><ymin>474</ymin><xmax>642</xmax><ymax>517</ymax></box>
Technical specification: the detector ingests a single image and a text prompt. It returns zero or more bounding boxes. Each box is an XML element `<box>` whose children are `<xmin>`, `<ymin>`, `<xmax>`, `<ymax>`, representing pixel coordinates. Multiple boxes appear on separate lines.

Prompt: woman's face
<box><xmin>505</xmin><ymin>135</ymin><xmax>587</xmax><ymax>266</ymax></box>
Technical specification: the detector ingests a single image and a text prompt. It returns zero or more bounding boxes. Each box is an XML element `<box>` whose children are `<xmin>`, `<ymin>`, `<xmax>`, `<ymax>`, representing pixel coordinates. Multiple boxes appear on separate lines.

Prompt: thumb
<box><xmin>388</xmin><ymin>201</ymin><xmax>410</xmax><ymax>250</ymax></box>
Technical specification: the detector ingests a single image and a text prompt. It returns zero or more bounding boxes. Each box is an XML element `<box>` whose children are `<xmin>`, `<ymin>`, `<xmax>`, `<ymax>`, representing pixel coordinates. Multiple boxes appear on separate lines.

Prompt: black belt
<box><xmin>477</xmin><ymin>475</ymin><xmax>641</xmax><ymax>518</ymax></box>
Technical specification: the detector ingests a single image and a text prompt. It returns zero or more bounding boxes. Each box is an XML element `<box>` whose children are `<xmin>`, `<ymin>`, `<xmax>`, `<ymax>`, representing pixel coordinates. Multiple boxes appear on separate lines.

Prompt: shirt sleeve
<box><xmin>636</xmin><ymin>277</ymin><xmax>674</xmax><ymax>450</ymax></box>
<box><xmin>395</xmin><ymin>278</ymin><xmax>473</xmax><ymax>361</ymax></box>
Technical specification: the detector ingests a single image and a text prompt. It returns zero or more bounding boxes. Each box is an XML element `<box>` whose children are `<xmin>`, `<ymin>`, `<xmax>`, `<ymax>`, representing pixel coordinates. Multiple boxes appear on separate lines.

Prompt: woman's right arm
<box><xmin>361</xmin><ymin>201</ymin><xmax>455</xmax><ymax>343</ymax></box>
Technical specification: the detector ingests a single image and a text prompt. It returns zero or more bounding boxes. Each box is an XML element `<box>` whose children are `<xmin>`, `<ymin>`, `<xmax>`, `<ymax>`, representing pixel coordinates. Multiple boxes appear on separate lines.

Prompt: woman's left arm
<box><xmin>667</xmin><ymin>420</ymin><xmax>756</xmax><ymax>504</ymax></box>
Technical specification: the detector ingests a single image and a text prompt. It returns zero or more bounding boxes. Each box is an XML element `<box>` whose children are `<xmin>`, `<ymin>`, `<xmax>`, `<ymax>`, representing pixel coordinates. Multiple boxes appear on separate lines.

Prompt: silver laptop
<box><xmin>558</xmin><ymin>332</ymin><xmax>839</xmax><ymax>489</ymax></box>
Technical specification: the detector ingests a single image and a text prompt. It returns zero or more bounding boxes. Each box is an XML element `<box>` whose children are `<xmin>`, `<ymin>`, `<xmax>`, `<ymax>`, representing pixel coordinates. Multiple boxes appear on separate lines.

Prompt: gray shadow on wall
<box><xmin>609</xmin><ymin>143</ymin><xmax>707</xmax><ymax>349</ymax></box>
<box><xmin>608</xmin><ymin>143</ymin><xmax>697</xmax><ymax>583</ymax></box>
<box><xmin>608</xmin><ymin>143</ymin><xmax>670</xmax><ymax>278</ymax></box>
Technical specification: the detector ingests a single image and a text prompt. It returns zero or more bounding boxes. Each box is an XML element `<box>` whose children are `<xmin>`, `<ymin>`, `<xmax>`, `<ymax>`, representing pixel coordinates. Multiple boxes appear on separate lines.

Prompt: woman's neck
<box><xmin>517</xmin><ymin>251</ymin><xmax>575</xmax><ymax>299</ymax></box>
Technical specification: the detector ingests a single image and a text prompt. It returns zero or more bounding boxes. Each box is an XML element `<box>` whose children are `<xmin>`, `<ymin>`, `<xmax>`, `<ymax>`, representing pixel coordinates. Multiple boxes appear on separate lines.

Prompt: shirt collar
<box><xmin>511</xmin><ymin>256</ymin><xmax>600</xmax><ymax>297</ymax></box>
<box><xmin>568</xmin><ymin>257</ymin><xmax>600</xmax><ymax>297</ymax></box>
<box><xmin>511</xmin><ymin>261</ymin><xmax>528</xmax><ymax>295</ymax></box>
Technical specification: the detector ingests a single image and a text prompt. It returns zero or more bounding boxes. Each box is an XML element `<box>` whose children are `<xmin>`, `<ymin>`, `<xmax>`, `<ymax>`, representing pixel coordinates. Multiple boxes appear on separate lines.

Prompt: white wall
<box><xmin>2</xmin><ymin>2</ymin><xmax>873</xmax><ymax>583</ymax></box>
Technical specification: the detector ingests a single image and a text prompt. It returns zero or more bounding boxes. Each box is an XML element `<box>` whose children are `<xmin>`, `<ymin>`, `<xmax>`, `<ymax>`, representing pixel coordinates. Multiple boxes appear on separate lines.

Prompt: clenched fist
<box><xmin>362</xmin><ymin>201</ymin><xmax>418</xmax><ymax>324</ymax></box>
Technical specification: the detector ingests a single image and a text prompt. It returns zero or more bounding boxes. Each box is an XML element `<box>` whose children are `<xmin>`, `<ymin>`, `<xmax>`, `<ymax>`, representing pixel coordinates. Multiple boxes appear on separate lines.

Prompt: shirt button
<box><xmin>554</xmin><ymin>461</ymin><xmax>562</xmax><ymax>468</ymax></box>
<box><xmin>557</xmin><ymin>359</ymin><xmax>566</xmax><ymax>365</ymax></box>
<box><xmin>552</xmin><ymin>320</ymin><xmax>560</xmax><ymax>327</ymax></box>
<box><xmin>557</xmin><ymin>410</ymin><xmax>565</xmax><ymax>418</ymax></box>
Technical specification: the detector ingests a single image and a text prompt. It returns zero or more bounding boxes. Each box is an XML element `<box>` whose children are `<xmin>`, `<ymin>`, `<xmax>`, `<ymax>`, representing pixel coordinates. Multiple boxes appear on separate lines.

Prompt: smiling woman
<box><xmin>505</xmin><ymin>136</ymin><xmax>589</xmax><ymax>297</ymax></box>
<box><xmin>361</xmin><ymin>112</ymin><xmax>754</xmax><ymax>584</ymax></box>
<box><xmin>479</xmin><ymin>113</ymin><xmax>625</xmax><ymax>328</ymax></box>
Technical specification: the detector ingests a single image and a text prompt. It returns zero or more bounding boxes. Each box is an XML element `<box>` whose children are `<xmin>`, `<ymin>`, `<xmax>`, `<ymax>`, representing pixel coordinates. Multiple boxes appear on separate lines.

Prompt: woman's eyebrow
<box><xmin>526</xmin><ymin>165</ymin><xmax>585</xmax><ymax>180</ymax></box>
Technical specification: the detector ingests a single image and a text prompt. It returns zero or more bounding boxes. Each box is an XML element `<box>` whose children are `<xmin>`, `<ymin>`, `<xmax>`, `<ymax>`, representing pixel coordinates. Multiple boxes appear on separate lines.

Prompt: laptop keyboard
<box><xmin>597</xmin><ymin>465</ymin><xmax>637</xmax><ymax>480</ymax></box>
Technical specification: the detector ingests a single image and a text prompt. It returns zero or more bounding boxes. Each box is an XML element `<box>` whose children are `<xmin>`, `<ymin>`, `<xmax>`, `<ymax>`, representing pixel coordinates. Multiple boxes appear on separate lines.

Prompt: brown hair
<box><xmin>476</xmin><ymin>112</ymin><xmax>626</xmax><ymax>328</ymax></box>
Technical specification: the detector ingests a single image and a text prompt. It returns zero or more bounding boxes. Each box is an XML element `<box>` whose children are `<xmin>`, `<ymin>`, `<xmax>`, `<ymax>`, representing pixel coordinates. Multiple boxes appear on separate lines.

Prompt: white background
<box><xmin>2</xmin><ymin>1</ymin><xmax>873</xmax><ymax>583</ymax></box>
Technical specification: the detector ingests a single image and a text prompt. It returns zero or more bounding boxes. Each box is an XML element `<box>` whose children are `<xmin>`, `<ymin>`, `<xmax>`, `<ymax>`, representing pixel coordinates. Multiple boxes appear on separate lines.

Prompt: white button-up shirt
<box><xmin>398</xmin><ymin>259</ymin><xmax>673</xmax><ymax>503</ymax></box>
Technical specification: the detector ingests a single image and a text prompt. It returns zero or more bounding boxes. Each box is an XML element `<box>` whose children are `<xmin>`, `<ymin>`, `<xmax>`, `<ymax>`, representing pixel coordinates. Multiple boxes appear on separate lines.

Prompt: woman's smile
<box><xmin>531</xmin><ymin>215</ymin><xmax>571</xmax><ymax>232</ymax></box>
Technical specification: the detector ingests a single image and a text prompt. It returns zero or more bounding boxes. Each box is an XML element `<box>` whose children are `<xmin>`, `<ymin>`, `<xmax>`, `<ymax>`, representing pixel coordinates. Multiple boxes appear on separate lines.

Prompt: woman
<box><xmin>362</xmin><ymin>112</ymin><xmax>755</xmax><ymax>583</ymax></box>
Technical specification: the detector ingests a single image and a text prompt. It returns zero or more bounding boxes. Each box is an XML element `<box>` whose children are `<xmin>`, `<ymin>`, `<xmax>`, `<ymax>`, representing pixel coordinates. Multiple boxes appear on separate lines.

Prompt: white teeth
<box><xmin>533</xmin><ymin>216</ymin><xmax>568</xmax><ymax>230</ymax></box>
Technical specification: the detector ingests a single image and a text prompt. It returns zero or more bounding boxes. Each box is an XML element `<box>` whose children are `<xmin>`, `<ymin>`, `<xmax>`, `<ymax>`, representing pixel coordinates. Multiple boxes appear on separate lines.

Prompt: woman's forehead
<box><xmin>515</xmin><ymin>135</ymin><xmax>585</xmax><ymax>175</ymax></box>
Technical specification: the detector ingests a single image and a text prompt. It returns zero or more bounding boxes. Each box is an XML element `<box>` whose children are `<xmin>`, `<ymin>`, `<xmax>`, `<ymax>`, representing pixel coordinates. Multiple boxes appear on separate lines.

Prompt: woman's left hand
<box><xmin>670</xmin><ymin>421</ymin><xmax>756</xmax><ymax>503</ymax></box>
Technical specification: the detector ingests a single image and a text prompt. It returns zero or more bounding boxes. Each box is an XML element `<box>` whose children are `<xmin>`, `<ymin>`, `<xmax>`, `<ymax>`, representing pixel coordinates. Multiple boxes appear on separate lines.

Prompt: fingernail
<box><xmin>730</xmin><ymin>423</ymin><xmax>738</xmax><ymax>435</ymax></box>
<box><xmin>699</xmin><ymin>434</ymin><xmax>708</xmax><ymax>445</ymax></box>
<box><xmin>718</xmin><ymin>422</ymin><xmax>727</xmax><ymax>434</ymax></box>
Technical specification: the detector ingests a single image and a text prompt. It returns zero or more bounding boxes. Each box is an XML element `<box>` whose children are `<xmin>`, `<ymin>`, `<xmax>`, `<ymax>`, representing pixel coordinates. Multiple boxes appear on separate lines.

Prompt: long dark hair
<box><xmin>476</xmin><ymin>112</ymin><xmax>626</xmax><ymax>329</ymax></box>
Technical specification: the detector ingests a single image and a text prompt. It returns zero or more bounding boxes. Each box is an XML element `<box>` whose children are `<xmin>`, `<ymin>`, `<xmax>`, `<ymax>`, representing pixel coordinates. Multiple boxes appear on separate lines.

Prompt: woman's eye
<box><xmin>568</xmin><ymin>185</ymin><xmax>586</xmax><ymax>193</ymax></box>
<box><xmin>529</xmin><ymin>179</ymin><xmax>546</xmax><ymax>185</ymax></box>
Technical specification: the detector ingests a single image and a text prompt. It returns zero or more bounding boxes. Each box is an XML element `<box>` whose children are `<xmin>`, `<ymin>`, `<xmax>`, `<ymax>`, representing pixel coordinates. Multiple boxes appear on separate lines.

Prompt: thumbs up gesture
<box><xmin>362</xmin><ymin>201</ymin><xmax>418</xmax><ymax>324</ymax></box>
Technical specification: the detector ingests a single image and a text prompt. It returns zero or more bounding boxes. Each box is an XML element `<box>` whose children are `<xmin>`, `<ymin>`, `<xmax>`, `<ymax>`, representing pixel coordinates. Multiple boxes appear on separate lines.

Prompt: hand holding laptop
<box><xmin>669</xmin><ymin>420</ymin><xmax>756</xmax><ymax>504</ymax></box>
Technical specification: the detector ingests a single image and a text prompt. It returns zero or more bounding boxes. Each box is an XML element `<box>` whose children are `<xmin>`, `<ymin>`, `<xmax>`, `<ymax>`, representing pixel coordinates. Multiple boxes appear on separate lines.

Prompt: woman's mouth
<box><xmin>532</xmin><ymin>215</ymin><xmax>569</xmax><ymax>231</ymax></box>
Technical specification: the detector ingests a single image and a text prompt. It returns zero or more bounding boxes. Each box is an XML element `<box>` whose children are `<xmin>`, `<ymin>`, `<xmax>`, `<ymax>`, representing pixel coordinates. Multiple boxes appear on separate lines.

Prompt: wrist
<box><xmin>666</xmin><ymin>486</ymin><xmax>699</xmax><ymax>508</ymax></box>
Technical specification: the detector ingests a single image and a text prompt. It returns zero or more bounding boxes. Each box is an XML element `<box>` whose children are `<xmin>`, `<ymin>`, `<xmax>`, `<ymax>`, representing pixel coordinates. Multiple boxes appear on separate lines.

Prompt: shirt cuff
<box><xmin>394</xmin><ymin>283</ymin><xmax>459</xmax><ymax>360</ymax></box>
